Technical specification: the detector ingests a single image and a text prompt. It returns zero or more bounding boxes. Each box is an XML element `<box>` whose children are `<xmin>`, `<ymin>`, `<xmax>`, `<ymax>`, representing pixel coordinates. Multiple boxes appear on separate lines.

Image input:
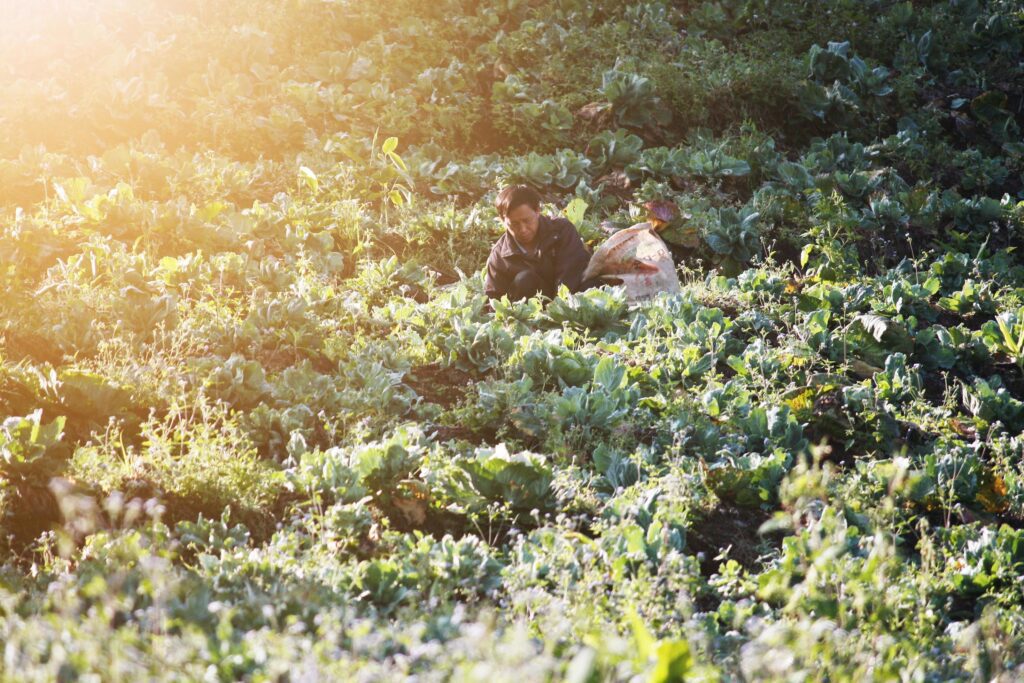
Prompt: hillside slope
<box><xmin>1</xmin><ymin>0</ymin><xmax>1024</xmax><ymax>678</ymax></box>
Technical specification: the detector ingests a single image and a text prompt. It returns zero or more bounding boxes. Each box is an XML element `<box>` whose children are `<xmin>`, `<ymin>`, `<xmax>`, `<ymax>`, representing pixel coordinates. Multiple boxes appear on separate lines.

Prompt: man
<box><xmin>484</xmin><ymin>185</ymin><xmax>592</xmax><ymax>300</ymax></box>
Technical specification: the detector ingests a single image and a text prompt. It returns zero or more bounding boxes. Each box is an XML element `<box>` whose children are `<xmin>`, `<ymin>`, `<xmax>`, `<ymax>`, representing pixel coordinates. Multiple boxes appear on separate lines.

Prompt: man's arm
<box><xmin>552</xmin><ymin>219</ymin><xmax>591</xmax><ymax>293</ymax></box>
<box><xmin>484</xmin><ymin>251</ymin><xmax>511</xmax><ymax>299</ymax></box>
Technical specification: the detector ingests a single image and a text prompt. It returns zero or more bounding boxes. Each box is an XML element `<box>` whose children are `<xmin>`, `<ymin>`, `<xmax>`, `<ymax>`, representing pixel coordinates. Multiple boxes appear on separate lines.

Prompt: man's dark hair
<box><xmin>495</xmin><ymin>185</ymin><xmax>541</xmax><ymax>219</ymax></box>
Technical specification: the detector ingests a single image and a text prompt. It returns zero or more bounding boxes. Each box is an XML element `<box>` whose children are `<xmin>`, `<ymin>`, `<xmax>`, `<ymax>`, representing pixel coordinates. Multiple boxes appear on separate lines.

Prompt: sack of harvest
<box><xmin>582</xmin><ymin>222</ymin><xmax>681</xmax><ymax>302</ymax></box>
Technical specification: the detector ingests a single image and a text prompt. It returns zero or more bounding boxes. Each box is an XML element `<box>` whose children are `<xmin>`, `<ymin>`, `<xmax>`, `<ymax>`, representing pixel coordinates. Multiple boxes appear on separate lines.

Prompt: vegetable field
<box><xmin>2</xmin><ymin>0</ymin><xmax>1024</xmax><ymax>679</ymax></box>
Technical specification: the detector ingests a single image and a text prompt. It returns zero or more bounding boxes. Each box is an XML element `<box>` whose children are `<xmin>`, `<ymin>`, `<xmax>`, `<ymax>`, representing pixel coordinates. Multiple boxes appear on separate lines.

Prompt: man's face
<box><xmin>503</xmin><ymin>203</ymin><xmax>540</xmax><ymax>248</ymax></box>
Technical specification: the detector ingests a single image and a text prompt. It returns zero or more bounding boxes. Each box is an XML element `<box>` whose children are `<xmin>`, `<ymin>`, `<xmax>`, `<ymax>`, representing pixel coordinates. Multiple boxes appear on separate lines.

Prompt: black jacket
<box><xmin>484</xmin><ymin>215</ymin><xmax>591</xmax><ymax>299</ymax></box>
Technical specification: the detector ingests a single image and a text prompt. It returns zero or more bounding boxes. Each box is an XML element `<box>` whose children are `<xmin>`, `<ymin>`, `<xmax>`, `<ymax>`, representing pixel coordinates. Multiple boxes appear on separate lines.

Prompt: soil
<box><xmin>258</xmin><ymin>346</ymin><xmax>337</xmax><ymax>374</ymax></box>
<box><xmin>920</xmin><ymin>368</ymin><xmax>953</xmax><ymax>404</ymax></box>
<box><xmin>403</xmin><ymin>363</ymin><xmax>475</xmax><ymax>408</ymax></box>
<box><xmin>379</xmin><ymin>498</ymin><xmax>469</xmax><ymax>540</ymax></box>
<box><xmin>688</xmin><ymin>502</ymin><xmax>783</xmax><ymax>613</ymax></box>
<box><xmin>687</xmin><ymin>503</ymin><xmax>780</xmax><ymax>577</ymax></box>
<box><xmin>2</xmin><ymin>475</ymin><xmax>293</xmax><ymax>559</ymax></box>
<box><xmin>429</xmin><ymin>424</ymin><xmax>494</xmax><ymax>445</ymax></box>
<box><xmin>1</xmin><ymin>330</ymin><xmax>66</xmax><ymax>366</ymax></box>
<box><xmin>4</xmin><ymin>482</ymin><xmax>63</xmax><ymax>552</ymax></box>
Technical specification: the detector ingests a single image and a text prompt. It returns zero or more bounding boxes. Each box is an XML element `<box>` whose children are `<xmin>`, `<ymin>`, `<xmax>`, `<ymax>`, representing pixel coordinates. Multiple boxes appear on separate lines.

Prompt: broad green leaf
<box><xmin>651</xmin><ymin>640</ymin><xmax>692</xmax><ymax>683</ymax></box>
<box><xmin>627</xmin><ymin>609</ymin><xmax>656</xmax><ymax>660</ymax></box>
<box><xmin>563</xmin><ymin>197</ymin><xmax>588</xmax><ymax>228</ymax></box>
<box><xmin>593</xmin><ymin>356</ymin><xmax>626</xmax><ymax>392</ymax></box>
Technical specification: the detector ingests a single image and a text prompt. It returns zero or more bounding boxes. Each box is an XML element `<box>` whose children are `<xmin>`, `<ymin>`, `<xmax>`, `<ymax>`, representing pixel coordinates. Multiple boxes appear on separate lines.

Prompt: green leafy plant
<box><xmin>627</xmin><ymin>146</ymin><xmax>687</xmax><ymax>182</ymax></box>
<box><xmin>704</xmin><ymin>205</ymin><xmax>761</xmax><ymax>264</ymax></box>
<box><xmin>551</xmin><ymin>356</ymin><xmax>636</xmax><ymax>444</ymax></box>
<box><xmin>684</xmin><ymin>137</ymin><xmax>751</xmax><ymax>179</ymax></box>
<box><xmin>458</xmin><ymin>443</ymin><xmax>555</xmax><ymax>512</ymax></box>
<box><xmin>551</xmin><ymin>149</ymin><xmax>592</xmax><ymax>189</ymax></box>
<box><xmin>800</xmin><ymin>41</ymin><xmax>893</xmax><ymax>123</ymax></box>
<box><xmin>517</xmin><ymin>330</ymin><xmax>596</xmax><ymax>388</ymax></box>
<box><xmin>504</xmin><ymin>151</ymin><xmax>557</xmax><ymax>188</ymax></box>
<box><xmin>437</xmin><ymin>317</ymin><xmax>516</xmax><ymax>373</ymax></box>
<box><xmin>0</xmin><ymin>410</ymin><xmax>68</xmax><ymax>483</ymax></box>
<box><xmin>600</xmin><ymin>65</ymin><xmax>671</xmax><ymax>129</ymax></box>
<box><xmin>587</xmin><ymin>129</ymin><xmax>644</xmax><ymax>172</ymax></box>
<box><xmin>981</xmin><ymin>308</ymin><xmax>1024</xmax><ymax>372</ymax></box>
<box><xmin>544</xmin><ymin>285</ymin><xmax>629</xmax><ymax>335</ymax></box>
<box><xmin>938</xmin><ymin>279</ymin><xmax>997</xmax><ymax>316</ymax></box>
<box><xmin>872</xmin><ymin>352</ymin><xmax>922</xmax><ymax>404</ymax></box>
<box><xmin>937</xmin><ymin>524</ymin><xmax>1024</xmax><ymax>598</ymax></box>
<box><xmin>962</xmin><ymin>377</ymin><xmax>1024</xmax><ymax>432</ymax></box>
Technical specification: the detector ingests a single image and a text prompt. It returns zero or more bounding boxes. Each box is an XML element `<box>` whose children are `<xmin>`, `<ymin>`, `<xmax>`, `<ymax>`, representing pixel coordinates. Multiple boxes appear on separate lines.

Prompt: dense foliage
<box><xmin>2</xmin><ymin>0</ymin><xmax>1024</xmax><ymax>679</ymax></box>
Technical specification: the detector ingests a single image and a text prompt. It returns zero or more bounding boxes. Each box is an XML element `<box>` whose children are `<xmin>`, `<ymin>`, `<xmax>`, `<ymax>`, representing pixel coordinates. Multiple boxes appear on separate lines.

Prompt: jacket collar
<box><xmin>495</xmin><ymin>215</ymin><xmax>555</xmax><ymax>258</ymax></box>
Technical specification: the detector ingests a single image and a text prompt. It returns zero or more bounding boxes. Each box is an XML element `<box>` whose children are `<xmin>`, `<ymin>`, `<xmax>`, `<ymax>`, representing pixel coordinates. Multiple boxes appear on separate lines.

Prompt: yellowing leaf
<box><xmin>800</xmin><ymin>243</ymin><xmax>814</xmax><ymax>268</ymax></box>
<box><xmin>784</xmin><ymin>387</ymin><xmax>814</xmax><ymax>417</ymax></box>
<box><xmin>563</xmin><ymin>197</ymin><xmax>588</xmax><ymax>227</ymax></box>
<box><xmin>977</xmin><ymin>471</ymin><xmax>1009</xmax><ymax>514</ymax></box>
<box><xmin>627</xmin><ymin>608</ymin><xmax>656</xmax><ymax>660</ymax></box>
<box><xmin>387</xmin><ymin>150</ymin><xmax>408</xmax><ymax>172</ymax></box>
<box><xmin>197</xmin><ymin>201</ymin><xmax>227</xmax><ymax>222</ymax></box>
<box><xmin>651</xmin><ymin>639</ymin><xmax>692</xmax><ymax>683</ymax></box>
<box><xmin>298</xmin><ymin>166</ymin><xmax>319</xmax><ymax>194</ymax></box>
